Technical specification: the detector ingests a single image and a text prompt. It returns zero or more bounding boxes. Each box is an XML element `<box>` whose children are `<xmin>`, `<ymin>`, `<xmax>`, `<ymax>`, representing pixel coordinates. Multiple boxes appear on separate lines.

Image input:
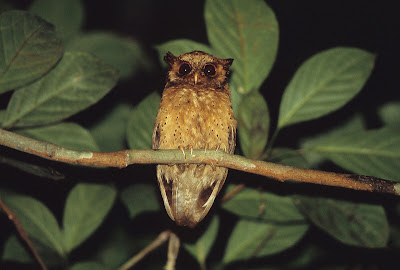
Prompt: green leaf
<box><xmin>222</xmin><ymin>184</ymin><xmax>306</xmax><ymax>223</ymax></box>
<box><xmin>29</xmin><ymin>0</ymin><xmax>84</xmax><ymax>42</ymax></box>
<box><xmin>0</xmin><ymin>10</ymin><xmax>63</xmax><ymax>94</ymax></box>
<box><xmin>89</xmin><ymin>102</ymin><xmax>132</xmax><ymax>152</ymax></box>
<box><xmin>17</xmin><ymin>122</ymin><xmax>100</xmax><ymax>151</ymax></box>
<box><xmin>2</xmin><ymin>51</ymin><xmax>118</xmax><ymax>128</ymax></box>
<box><xmin>238</xmin><ymin>92</ymin><xmax>269</xmax><ymax>159</ymax></box>
<box><xmin>63</xmin><ymin>183</ymin><xmax>117</xmax><ymax>252</ymax></box>
<box><xmin>270</xmin><ymin>148</ymin><xmax>310</xmax><ymax>168</ymax></box>
<box><xmin>378</xmin><ymin>102</ymin><xmax>400</xmax><ymax>127</ymax></box>
<box><xmin>205</xmin><ymin>0</ymin><xmax>278</xmax><ymax>94</ymax></box>
<box><xmin>92</xmin><ymin>223</ymin><xmax>141</xmax><ymax>269</ymax></box>
<box><xmin>120</xmin><ymin>183</ymin><xmax>160</xmax><ymax>219</ymax></box>
<box><xmin>184</xmin><ymin>216</ymin><xmax>219</xmax><ymax>268</ymax></box>
<box><xmin>126</xmin><ymin>92</ymin><xmax>160</xmax><ymax>149</ymax></box>
<box><xmin>300</xmin><ymin>114</ymin><xmax>365</xmax><ymax>167</ymax></box>
<box><xmin>1</xmin><ymin>235</ymin><xmax>65</xmax><ymax>266</ymax></box>
<box><xmin>223</xmin><ymin>219</ymin><xmax>308</xmax><ymax>264</ymax></box>
<box><xmin>155</xmin><ymin>39</ymin><xmax>213</xmax><ymax>67</ymax></box>
<box><xmin>1</xmin><ymin>235</ymin><xmax>33</xmax><ymax>264</ymax></box>
<box><xmin>67</xmin><ymin>32</ymin><xmax>153</xmax><ymax>79</ymax></box>
<box><xmin>304</xmin><ymin>127</ymin><xmax>400</xmax><ymax>181</ymax></box>
<box><xmin>278</xmin><ymin>47</ymin><xmax>375</xmax><ymax>129</ymax></box>
<box><xmin>294</xmin><ymin>196</ymin><xmax>389</xmax><ymax>248</ymax></box>
<box><xmin>0</xmin><ymin>192</ymin><xmax>65</xmax><ymax>257</ymax></box>
<box><xmin>70</xmin><ymin>262</ymin><xmax>107</xmax><ymax>270</ymax></box>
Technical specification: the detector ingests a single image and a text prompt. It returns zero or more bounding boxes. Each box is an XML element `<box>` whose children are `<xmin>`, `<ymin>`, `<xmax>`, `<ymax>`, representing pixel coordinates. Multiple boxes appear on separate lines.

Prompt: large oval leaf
<box><xmin>126</xmin><ymin>92</ymin><xmax>160</xmax><ymax>149</ymax></box>
<box><xmin>0</xmin><ymin>191</ymin><xmax>65</xmax><ymax>257</ymax></box>
<box><xmin>184</xmin><ymin>216</ymin><xmax>219</xmax><ymax>268</ymax></box>
<box><xmin>89</xmin><ymin>102</ymin><xmax>132</xmax><ymax>152</ymax></box>
<box><xmin>2</xmin><ymin>51</ymin><xmax>118</xmax><ymax>128</ymax></box>
<box><xmin>17</xmin><ymin>122</ymin><xmax>100</xmax><ymax>151</ymax></box>
<box><xmin>270</xmin><ymin>148</ymin><xmax>310</xmax><ymax>169</ymax></box>
<box><xmin>0</xmin><ymin>10</ymin><xmax>63</xmax><ymax>94</ymax></box>
<box><xmin>378</xmin><ymin>102</ymin><xmax>400</xmax><ymax>127</ymax></box>
<box><xmin>63</xmin><ymin>183</ymin><xmax>117</xmax><ymax>252</ymax></box>
<box><xmin>205</xmin><ymin>0</ymin><xmax>278</xmax><ymax>94</ymax></box>
<box><xmin>238</xmin><ymin>92</ymin><xmax>270</xmax><ymax>159</ymax></box>
<box><xmin>1</xmin><ymin>235</ymin><xmax>65</xmax><ymax>266</ymax></box>
<box><xmin>294</xmin><ymin>196</ymin><xmax>389</xmax><ymax>248</ymax></box>
<box><xmin>222</xmin><ymin>184</ymin><xmax>306</xmax><ymax>223</ymax></box>
<box><xmin>2</xmin><ymin>235</ymin><xmax>34</xmax><ymax>264</ymax></box>
<box><xmin>304</xmin><ymin>127</ymin><xmax>400</xmax><ymax>181</ymax></box>
<box><xmin>300</xmin><ymin>114</ymin><xmax>365</xmax><ymax>167</ymax></box>
<box><xmin>120</xmin><ymin>183</ymin><xmax>160</xmax><ymax>219</ymax></box>
<box><xmin>222</xmin><ymin>219</ymin><xmax>308</xmax><ymax>264</ymax></box>
<box><xmin>29</xmin><ymin>0</ymin><xmax>84</xmax><ymax>41</ymax></box>
<box><xmin>67</xmin><ymin>32</ymin><xmax>153</xmax><ymax>80</ymax></box>
<box><xmin>278</xmin><ymin>47</ymin><xmax>375</xmax><ymax>129</ymax></box>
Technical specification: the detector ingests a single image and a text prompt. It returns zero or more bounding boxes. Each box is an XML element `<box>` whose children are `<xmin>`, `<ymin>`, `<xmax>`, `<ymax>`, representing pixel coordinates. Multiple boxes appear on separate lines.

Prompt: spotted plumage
<box><xmin>153</xmin><ymin>51</ymin><xmax>236</xmax><ymax>227</ymax></box>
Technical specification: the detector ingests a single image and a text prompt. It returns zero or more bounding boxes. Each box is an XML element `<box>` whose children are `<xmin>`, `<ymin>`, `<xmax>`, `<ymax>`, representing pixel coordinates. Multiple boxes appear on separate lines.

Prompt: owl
<box><xmin>152</xmin><ymin>51</ymin><xmax>236</xmax><ymax>228</ymax></box>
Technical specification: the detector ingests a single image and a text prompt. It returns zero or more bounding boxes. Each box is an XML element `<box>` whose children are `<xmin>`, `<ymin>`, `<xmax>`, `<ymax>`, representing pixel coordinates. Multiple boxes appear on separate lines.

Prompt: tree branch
<box><xmin>1</xmin><ymin>128</ymin><xmax>399</xmax><ymax>196</ymax></box>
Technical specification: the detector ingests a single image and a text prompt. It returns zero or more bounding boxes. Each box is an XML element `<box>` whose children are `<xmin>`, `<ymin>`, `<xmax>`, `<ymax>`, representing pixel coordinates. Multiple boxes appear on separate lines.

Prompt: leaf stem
<box><xmin>1</xmin><ymin>128</ymin><xmax>399</xmax><ymax>196</ymax></box>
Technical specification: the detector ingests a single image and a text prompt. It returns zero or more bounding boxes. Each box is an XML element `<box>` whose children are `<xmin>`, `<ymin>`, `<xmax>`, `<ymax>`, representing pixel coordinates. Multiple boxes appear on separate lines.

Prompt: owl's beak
<box><xmin>194</xmin><ymin>73</ymin><xmax>199</xmax><ymax>85</ymax></box>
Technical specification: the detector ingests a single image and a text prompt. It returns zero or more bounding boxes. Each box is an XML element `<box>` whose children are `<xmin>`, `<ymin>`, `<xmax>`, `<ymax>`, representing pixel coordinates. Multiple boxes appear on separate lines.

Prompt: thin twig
<box><xmin>0</xmin><ymin>197</ymin><xmax>47</xmax><ymax>270</ymax></box>
<box><xmin>1</xmin><ymin>128</ymin><xmax>399</xmax><ymax>196</ymax></box>
<box><xmin>165</xmin><ymin>232</ymin><xmax>180</xmax><ymax>270</ymax></box>
<box><xmin>118</xmin><ymin>230</ymin><xmax>171</xmax><ymax>270</ymax></box>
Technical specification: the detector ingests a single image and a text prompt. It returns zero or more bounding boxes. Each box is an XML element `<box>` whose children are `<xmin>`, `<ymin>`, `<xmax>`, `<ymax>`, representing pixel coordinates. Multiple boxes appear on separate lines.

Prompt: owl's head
<box><xmin>164</xmin><ymin>51</ymin><xmax>233</xmax><ymax>90</ymax></box>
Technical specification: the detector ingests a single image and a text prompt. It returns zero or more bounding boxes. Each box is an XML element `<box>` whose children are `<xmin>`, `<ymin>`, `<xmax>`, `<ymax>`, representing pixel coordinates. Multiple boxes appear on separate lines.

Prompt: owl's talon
<box><xmin>178</xmin><ymin>146</ymin><xmax>186</xmax><ymax>160</ymax></box>
<box><xmin>215</xmin><ymin>144</ymin><xmax>221</xmax><ymax>152</ymax></box>
<box><xmin>187</xmin><ymin>144</ymin><xmax>194</xmax><ymax>157</ymax></box>
<box><xmin>210</xmin><ymin>161</ymin><xmax>216</xmax><ymax>171</ymax></box>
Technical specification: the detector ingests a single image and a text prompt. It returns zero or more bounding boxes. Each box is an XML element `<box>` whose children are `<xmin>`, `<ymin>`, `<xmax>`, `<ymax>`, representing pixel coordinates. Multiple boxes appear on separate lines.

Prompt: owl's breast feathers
<box><xmin>153</xmin><ymin>85</ymin><xmax>236</xmax><ymax>152</ymax></box>
<box><xmin>153</xmin><ymin>85</ymin><xmax>236</xmax><ymax>227</ymax></box>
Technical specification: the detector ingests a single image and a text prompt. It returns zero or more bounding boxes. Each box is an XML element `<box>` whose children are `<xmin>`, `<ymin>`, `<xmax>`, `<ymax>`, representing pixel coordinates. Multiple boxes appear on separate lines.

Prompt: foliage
<box><xmin>0</xmin><ymin>0</ymin><xmax>399</xmax><ymax>269</ymax></box>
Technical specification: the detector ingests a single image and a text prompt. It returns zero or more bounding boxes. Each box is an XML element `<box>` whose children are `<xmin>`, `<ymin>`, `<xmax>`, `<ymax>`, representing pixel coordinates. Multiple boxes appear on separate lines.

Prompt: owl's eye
<box><xmin>203</xmin><ymin>64</ymin><xmax>217</xmax><ymax>77</ymax></box>
<box><xmin>178</xmin><ymin>62</ymin><xmax>192</xmax><ymax>76</ymax></box>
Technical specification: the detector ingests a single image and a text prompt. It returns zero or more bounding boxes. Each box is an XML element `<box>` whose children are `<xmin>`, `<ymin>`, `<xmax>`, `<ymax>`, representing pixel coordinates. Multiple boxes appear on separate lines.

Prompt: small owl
<box><xmin>152</xmin><ymin>51</ymin><xmax>236</xmax><ymax>227</ymax></box>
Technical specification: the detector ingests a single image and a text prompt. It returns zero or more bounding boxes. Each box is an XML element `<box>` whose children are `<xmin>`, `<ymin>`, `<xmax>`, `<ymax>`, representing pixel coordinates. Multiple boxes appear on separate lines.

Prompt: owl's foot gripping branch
<box><xmin>1</xmin><ymin>127</ymin><xmax>399</xmax><ymax>196</ymax></box>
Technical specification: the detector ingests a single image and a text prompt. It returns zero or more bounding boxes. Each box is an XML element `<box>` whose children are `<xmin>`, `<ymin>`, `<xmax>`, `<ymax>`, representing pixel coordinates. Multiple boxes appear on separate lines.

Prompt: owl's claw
<box><xmin>178</xmin><ymin>146</ymin><xmax>186</xmax><ymax>160</ymax></box>
<box><xmin>187</xmin><ymin>144</ymin><xmax>194</xmax><ymax>157</ymax></box>
<box><xmin>210</xmin><ymin>161</ymin><xmax>216</xmax><ymax>171</ymax></box>
<box><xmin>215</xmin><ymin>144</ymin><xmax>221</xmax><ymax>152</ymax></box>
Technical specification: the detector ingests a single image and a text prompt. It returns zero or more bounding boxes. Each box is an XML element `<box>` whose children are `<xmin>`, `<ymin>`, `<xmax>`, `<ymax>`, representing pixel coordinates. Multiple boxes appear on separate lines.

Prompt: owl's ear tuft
<box><xmin>223</xmin><ymin>58</ymin><xmax>234</xmax><ymax>68</ymax></box>
<box><xmin>164</xmin><ymin>52</ymin><xmax>177</xmax><ymax>67</ymax></box>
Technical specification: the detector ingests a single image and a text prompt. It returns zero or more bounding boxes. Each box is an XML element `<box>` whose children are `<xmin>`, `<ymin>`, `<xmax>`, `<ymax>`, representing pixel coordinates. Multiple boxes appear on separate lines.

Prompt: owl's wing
<box><xmin>228</xmin><ymin>125</ymin><xmax>236</xmax><ymax>154</ymax></box>
<box><xmin>152</xmin><ymin>123</ymin><xmax>160</xmax><ymax>149</ymax></box>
